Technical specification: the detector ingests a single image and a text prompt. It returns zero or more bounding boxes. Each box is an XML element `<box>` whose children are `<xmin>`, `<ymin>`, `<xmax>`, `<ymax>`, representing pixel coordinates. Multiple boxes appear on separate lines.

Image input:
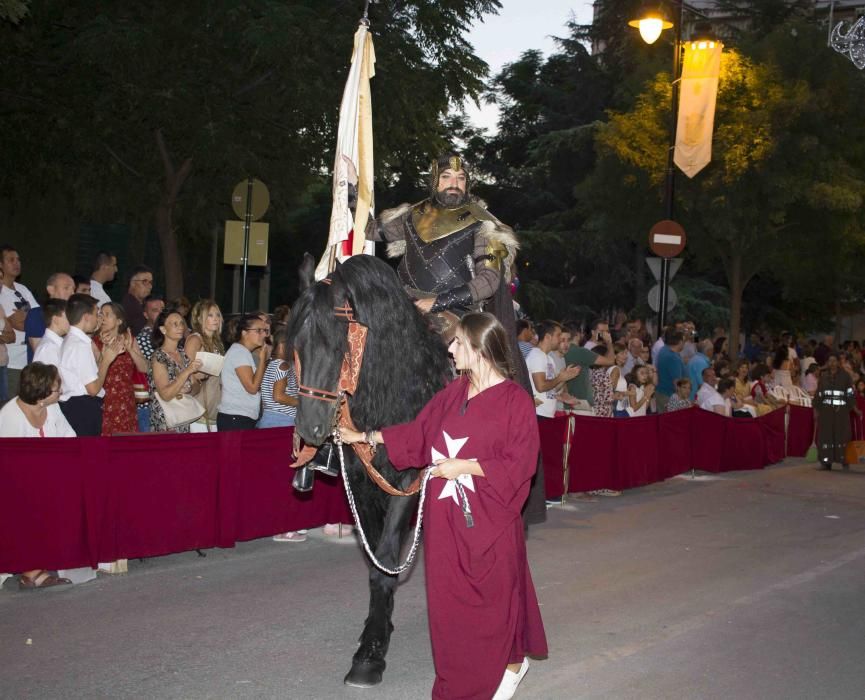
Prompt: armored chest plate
<box><xmin>398</xmin><ymin>220</ymin><xmax>477</xmax><ymax>295</ymax></box>
<box><xmin>411</xmin><ymin>201</ymin><xmax>479</xmax><ymax>243</ymax></box>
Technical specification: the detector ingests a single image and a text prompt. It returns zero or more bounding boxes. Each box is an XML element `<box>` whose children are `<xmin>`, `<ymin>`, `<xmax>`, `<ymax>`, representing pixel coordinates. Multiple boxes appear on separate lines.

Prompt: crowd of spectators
<box><xmin>3</xmin><ymin>242</ymin><xmax>865</xmax><ymax>581</ymax></box>
<box><xmin>0</xmin><ymin>247</ymin><xmax>314</xmax><ymax>583</ymax></box>
<box><xmin>520</xmin><ymin>315</ymin><xmax>865</xmax><ymax>424</ymax></box>
<box><xmin>0</xmin><ymin>247</ymin><xmax>301</xmax><ymax>437</ymax></box>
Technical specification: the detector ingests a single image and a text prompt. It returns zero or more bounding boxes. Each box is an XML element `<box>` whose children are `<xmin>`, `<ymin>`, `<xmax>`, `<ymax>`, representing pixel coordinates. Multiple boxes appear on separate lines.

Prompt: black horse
<box><xmin>287</xmin><ymin>254</ymin><xmax>450</xmax><ymax>687</ymax></box>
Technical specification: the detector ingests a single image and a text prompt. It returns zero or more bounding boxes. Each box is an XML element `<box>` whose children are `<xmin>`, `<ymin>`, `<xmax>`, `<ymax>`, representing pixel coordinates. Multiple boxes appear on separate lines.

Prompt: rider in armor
<box><xmin>367</xmin><ymin>153</ymin><xmax>518</xmax><ymax>321</ymax></box>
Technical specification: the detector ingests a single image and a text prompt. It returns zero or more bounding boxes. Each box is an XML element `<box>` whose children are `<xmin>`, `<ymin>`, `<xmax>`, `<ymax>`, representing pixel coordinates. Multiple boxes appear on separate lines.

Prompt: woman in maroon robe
<box><xmin>340</xmin><ymin>312</ymin><xmax>547</xmax><ymax>700</ymax></box>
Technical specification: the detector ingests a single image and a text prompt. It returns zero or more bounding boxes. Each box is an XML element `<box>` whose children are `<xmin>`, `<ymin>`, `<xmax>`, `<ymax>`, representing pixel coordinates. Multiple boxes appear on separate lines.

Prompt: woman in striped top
<box><xmin>257</xmin><ymin>329</ymin><xmax>298</xmax><ymax>429</ymax></box>
<box><xmin>262</xmin><ymin>329</ymin><xmax>305</xmax><ymax>543</ymax></box>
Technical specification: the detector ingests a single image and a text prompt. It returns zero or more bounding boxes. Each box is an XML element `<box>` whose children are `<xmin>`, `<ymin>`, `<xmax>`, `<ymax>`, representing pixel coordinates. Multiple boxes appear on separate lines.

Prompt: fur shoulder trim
<box><xmin>379</xmin><ymin>202</ymin><xmax>416</xmax><ymax>225</ymax></box>
<box><xmin>386</xmin><ymin>240</ymin><xmax>406</xmax><ymax>258</ymax></box>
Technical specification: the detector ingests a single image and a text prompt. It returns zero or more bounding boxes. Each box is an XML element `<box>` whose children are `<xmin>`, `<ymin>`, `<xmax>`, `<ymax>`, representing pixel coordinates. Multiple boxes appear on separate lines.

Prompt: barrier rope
<box><xmin>334</xmin><ymin>429</ymin><xmax>432</xmax><ymax>575</ymax></box>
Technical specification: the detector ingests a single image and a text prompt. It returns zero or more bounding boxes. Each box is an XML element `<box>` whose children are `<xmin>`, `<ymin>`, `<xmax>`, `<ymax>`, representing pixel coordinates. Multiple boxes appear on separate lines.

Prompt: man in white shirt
<box><xmin>695</xmin><ymin>367</ymin><xmax>717</xmax><ymax>407</ymax></box>
<box><xmin>696</xmin><ymin>367</ymin><xmax>731</xmax><ymax>417</ymax></box>
<box><xmin>58</xmin><ymin>294</ymin><xmax>121</xmax><ymax>435</ymax></box>
<box><xmin>699</xmin><ymin>376</ymin><xmax>737</xmax><ymax>417</ymax></box>
<box><xmin>525</xmin><ymin>320</ymin><xmax>580</xmax><ymax>418</ymax></box>
<box><xmin>89</xmin><ymin>251</ymin><xmax>117</xmax><ymax>308</ymax></box>
<box><xmin>622</xmin><ymin>337</ymin><xmax>645</xmax><ymax>377</ymax></box>
<box><xmin>0</xmin><ymin>244</ymin><xmax>40</xmax><ymax>398</ymax></box>
<box><xmin>33</xmin><ymin>299</ymin><xmax>70</xmax><ymax>368</ymax></box>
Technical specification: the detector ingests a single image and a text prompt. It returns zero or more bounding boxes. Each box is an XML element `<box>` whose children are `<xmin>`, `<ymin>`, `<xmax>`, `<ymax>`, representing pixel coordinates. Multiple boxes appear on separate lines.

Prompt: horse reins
<box><xmin>292</xmin><ymin>297</ymin><xmax>422</xmax><ymax>498</ymax></box>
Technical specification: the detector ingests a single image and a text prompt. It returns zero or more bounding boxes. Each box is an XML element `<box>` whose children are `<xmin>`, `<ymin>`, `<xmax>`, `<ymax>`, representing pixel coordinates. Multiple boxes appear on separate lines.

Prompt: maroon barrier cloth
<box><xmin>568</xmin><ymin>416</ymin><xmax>617</xmax><ymax>492</ymax></box>
<box><xmin>539</xmin><ymin>416</ymin><xmax>570</xmax><ymax>500</ymax></box>
<box><xmin>539</xmin><ymin>407</ymin><xmax>811</xmax><ymax>498</ymax></box>
<box><xmin>760</xmin><ymin>408</ymin><xmax>787</xmax><ymax>465</ymax></box>
<box><xmin>0</xmin><ymin>428</ymin><xmax>352</xmax><ymax>573</ymax></box>
<box><xmin>787</xmin><ymin>404</ymin><xmax>815</xmax><ymax>457</ymax></box>
<box><xmin>657</xmin><ymin>409</ymin><xmax>694</xmax><ymax>479</ymax></box>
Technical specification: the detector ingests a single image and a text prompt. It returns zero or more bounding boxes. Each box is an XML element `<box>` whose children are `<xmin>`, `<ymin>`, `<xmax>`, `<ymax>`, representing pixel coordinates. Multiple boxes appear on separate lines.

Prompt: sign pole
<box><xmin>241</xmin><ymin>177</ymin><xmax>253</xmax><ymax>314</ymax></box>
<box><xmin>648</xmin><ymin>220</ymin><xmax>686</xmax><ymax>329</ymax></box>
<box><xmin>658</xmin><ymin>257</ymin><xmax>671</xmax><ymax>332</ymax></box>
<box><xmin>658</xmin><ymin>0</ymin><xmax>684</xmax><ymax>334</ymax></box>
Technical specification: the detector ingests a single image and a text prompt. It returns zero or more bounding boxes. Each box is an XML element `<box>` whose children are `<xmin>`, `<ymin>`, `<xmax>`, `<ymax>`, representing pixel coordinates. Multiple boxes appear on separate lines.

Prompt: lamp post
<box><xmin>629</xmin><ymin>2</ymin><xmax>685</xmax><ymax>336</ymax></box>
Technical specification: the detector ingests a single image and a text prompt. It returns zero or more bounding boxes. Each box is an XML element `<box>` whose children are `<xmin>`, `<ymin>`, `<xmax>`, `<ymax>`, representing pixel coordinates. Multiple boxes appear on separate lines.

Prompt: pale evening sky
<box><xmin>465</xmin><ymin>0</ymin><xmax>596</xmax><ymax>132</ymax></box>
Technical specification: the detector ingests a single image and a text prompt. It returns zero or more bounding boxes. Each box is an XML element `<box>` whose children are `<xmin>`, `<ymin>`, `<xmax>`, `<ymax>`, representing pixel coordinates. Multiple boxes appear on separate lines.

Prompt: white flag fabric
<box><xmin>315</xmin><ymin>24</ymin><xmax>376</xmax><ymax>281</ymax></box>
<box><xmin>674</xmin><ymin>42</ymin><xmax>722</xmax><ymax>179</ymax></box>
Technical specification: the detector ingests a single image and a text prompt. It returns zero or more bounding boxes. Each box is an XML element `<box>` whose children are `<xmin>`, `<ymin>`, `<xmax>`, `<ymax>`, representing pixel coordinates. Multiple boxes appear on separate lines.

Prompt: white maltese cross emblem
<box><xmin>432</xmin><ymin>431</ymin><xmax>476</xmax><ymax>505</ymax></box>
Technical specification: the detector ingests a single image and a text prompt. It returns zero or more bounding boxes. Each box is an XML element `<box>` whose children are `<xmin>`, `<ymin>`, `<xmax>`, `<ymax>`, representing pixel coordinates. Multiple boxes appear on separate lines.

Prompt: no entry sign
<box><xmin>648</xmin><ymin>220</ymin><xmax>686</xmax><ymax>258</ymax></box>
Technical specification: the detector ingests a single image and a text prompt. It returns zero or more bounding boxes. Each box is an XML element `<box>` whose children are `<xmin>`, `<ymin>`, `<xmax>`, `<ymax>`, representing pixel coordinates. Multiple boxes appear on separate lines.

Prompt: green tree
<box><xmin>595</xmin><ymin>21</ymin><xmax>865</xmax><ymax>347</ymax></box>
<box><xmin>0</xmin><ymin>0</ymin><xmax>28</xmax><ymax>24</ymax></box>
<box><xmin>465</xmin><ymin>23</ymin><xmax>620</xmax><ymax>319</ymax></box>
<box><xmin>0</xmin><ymin>0</ymin><xmax>500</xmax><ymax>300</ymax></box>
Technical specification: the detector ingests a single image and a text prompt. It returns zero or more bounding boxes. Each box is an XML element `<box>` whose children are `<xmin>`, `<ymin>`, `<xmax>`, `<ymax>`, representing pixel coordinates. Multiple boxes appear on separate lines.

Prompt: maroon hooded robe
<box><xmin>383</xmin><ymin>376</ymin><xmax>548</xmax><ymax>699</ymax></box>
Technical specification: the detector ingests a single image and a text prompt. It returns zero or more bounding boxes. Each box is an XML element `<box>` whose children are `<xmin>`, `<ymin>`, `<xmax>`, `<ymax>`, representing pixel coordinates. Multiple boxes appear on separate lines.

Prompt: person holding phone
<box><xmin>564</xmin><ymin>327</ymin><xmax>615</xmax><ymax>411</ymax></box>
<box><xmin>525</xmin><ymin>320</ymin><xmax>580</xmax><ymax>419</ymax></box>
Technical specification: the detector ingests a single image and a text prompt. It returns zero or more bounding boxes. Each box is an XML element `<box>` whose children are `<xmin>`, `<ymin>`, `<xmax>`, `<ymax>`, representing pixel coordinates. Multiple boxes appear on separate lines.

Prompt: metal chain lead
<box><xmin>334</xmin><ymin>431</ymin><xmax>431</xmax><ymax>576</ymax></box>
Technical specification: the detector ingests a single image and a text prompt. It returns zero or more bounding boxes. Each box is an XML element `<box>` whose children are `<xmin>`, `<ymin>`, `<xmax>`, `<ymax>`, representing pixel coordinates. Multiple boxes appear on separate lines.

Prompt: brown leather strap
<box><xmin>340</xmin><ymin>402</ymin><xmax>421</xmax><ymax>497</ymax></box>
<box><xmin>290</xmin><ymin>444</ymin><xmax>319</xmax><ymax>468</ymax></box>
<box><xmin>289</xmin><ymin>294</ymin><xmax>420</xmax><ymax>496</ymax></box>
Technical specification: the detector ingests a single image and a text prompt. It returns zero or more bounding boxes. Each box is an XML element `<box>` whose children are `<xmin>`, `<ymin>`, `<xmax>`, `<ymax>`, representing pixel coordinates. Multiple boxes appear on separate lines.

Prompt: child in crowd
<box><xmin>626</xmin><ymin>365</ymin><xmax>656</xmax><ymax>417</ymax></box>
<box><xmin>32</xmin><ymin>299</ymin><xmax>70</xmax><ymax>367</ymax></box>
<box><xmin>750</xmin><ymin>363</ymin><xmax>784</xmax><ymax>415</ymax></box>
<box><xmin>666</xmin><ymin>378</ymin><xmax>692</xmax><ymax>412</ymax></box>
<box><xmin>263</xmin><ymin>330</ymin><xmax>305</xmax><ymax>543</ymax></box>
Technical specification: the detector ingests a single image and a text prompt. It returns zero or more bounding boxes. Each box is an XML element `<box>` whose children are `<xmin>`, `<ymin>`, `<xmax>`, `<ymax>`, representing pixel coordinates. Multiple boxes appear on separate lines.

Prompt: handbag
<box><xmin>154</xmin><ymin>391</ymin><xmax>205</xmax><ymax>429</ymax></box>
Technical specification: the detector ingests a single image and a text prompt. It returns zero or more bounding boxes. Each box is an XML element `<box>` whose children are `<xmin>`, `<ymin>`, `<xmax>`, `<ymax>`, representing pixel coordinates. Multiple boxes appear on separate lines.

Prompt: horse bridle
<box><xmin>295</xmin><ymin>301</ymin><xmax>363</xmax><ymax>405</ymax></box>
<box><xmin>291</xmin><ymin>293</ymin><xmax>421</xmax><ymax>498</ymax></box>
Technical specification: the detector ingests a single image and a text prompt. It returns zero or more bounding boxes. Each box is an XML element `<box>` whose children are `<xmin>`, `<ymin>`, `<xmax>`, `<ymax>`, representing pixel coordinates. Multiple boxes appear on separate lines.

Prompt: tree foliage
<box><xmin>0</xmin><ymin>0</ymin><xmax>500</xmax><ymax>301</ymax></box>
<box><xmin>477</xmin><ymin>13</ymin><xmax>865</xmax><ymax>339</ymax></box>
<box><xmin>0</xmin><ymin>0</ymin><xmax>28</xmax><ymax>24</ymax></box>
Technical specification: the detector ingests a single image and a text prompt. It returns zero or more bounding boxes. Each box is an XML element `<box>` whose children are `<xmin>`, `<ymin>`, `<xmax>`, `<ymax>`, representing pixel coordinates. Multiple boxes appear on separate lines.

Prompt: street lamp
<box><xmin>629</xmin><ymin>2</ymin><xmax>716</xmax><ymax>336</ymax></box>
<box><xmin>628</xmin><ymin>9</ymin><xmax>673</xmax><ymax>45</ymax></box>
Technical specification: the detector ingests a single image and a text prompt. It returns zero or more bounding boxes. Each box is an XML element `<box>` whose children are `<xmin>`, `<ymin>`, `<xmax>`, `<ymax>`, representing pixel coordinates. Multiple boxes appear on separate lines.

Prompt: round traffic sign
<box><xmin>648</xmin><ymin>283</ymin><xmax>678</xmax><ymax>313</ymax></box>
<box><xmin>648</xmin><ymin>219</ymin><xmax>686</xmax><ymax>258</ymax></box>
<box><xmin>232</xmin><ymin>178</ymin><xmax>270</xmax><ymax>221</ymax></box>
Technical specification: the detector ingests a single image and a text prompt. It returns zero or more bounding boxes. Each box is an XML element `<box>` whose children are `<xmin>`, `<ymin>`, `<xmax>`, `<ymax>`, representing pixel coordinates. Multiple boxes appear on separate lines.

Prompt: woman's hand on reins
<box><xmin>337</xmin><ymin>427</ymin><xmax>364</xmax><ymax>444</ymax></box>
<box><xmin>431</xmin><ymin>458</ymin><xmax>484</xmax><ymax>480</ymax></box>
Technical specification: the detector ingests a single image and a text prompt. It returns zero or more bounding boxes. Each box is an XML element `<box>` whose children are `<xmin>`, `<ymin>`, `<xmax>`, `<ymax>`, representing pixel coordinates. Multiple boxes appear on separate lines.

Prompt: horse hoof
<box><xmin>344</xmin><ymin>661</ymin><xmax>385</xmax><ymax>688</ymax></box>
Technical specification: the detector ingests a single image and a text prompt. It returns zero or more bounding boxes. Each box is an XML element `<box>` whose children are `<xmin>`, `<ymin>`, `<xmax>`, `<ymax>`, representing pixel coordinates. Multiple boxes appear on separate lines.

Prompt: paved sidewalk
<box><xmin>3</xmin><ymin>458</ymin><xmax>865</xmax><ymax>699</ymax></box>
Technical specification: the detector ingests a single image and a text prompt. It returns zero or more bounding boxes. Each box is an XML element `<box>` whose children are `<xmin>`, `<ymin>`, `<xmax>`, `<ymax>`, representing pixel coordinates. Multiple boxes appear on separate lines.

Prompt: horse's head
<box><xmin>286</xmin><ymin>274</ymin><xmax>349</xmax><ymax>445</ymax></box>
<box><xmin>289</xmin><ymin>254</ymin><xmax>450</xmax><ymax>446</ymax></box>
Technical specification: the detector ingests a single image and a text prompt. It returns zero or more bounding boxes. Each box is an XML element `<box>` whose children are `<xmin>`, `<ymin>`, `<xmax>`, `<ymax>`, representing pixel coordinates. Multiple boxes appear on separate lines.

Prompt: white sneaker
<box><xmin>492</xmin><ymin>657</ymin><xmax>530</xmax><ymax>700</ymax></box>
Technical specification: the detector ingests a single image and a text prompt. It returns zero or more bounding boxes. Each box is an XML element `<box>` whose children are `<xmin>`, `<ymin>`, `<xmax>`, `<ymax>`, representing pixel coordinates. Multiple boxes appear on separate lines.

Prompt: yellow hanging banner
<box><xmin>674</xmin><ymin>41</ymin><xmax>723</xmax><ymax>179</ymax></box>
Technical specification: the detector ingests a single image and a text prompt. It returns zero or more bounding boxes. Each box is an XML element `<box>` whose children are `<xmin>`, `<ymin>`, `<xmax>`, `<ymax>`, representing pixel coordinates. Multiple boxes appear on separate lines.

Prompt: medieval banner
<box><xmin>674</xmin><ymin>41</ymin><xmax>723</xmax><ymax>179</ymax></box>
<box><xmin>315</xmin><ymin>23</ymin><xmax>376</xmax><ymax>281</ymax></box>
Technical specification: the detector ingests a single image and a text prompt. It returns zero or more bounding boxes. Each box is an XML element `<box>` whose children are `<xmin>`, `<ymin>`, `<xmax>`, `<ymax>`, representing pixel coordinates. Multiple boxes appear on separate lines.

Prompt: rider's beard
<box><xmin>434</xmin><ymin>187</ymin><xmax>468</xmax><ymax>208</ymax></box>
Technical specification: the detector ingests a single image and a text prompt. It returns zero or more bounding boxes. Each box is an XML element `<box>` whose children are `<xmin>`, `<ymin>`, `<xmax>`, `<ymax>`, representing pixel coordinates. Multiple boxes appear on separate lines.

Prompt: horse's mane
<box><xmin>332</xmin><ymin>256</ymin><xmax>450</xmax><ymax>429</ymax></box>
<box><xmin>287</xmin><ymin>274</ymin><xmax>347</xmax><ymax>361</ymax></box>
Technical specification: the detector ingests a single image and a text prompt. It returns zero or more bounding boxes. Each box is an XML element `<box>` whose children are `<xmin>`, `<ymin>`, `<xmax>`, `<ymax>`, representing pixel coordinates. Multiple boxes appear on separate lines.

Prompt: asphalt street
<box><xmin>3</xmin><ymin>457</ymin><xmax>865</xmax><ymax>700</ymax></box>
